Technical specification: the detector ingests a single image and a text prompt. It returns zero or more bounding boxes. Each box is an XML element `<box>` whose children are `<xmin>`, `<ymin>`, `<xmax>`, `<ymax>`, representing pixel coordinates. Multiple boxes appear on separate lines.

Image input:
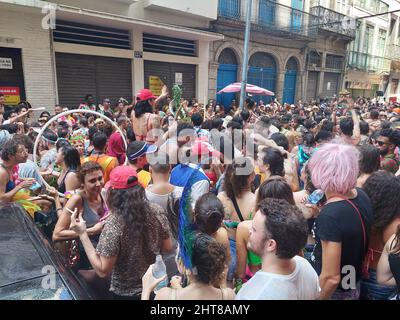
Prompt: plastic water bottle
<box><xmin>152</xmin><ymin>255</ymin><xmax>168</xmax><ymax>291</ymax></box>
<box><xmin>307</xmin><ymin>189</ymin><xmax>324</xmax><ymax>205</ymax></box>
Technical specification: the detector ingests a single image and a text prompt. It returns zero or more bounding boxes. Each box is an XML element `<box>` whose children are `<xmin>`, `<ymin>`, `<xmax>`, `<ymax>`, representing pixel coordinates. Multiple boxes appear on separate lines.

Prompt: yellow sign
<box><xmin>0</xmin><ymin>87</ymin><xmax>20</xmax><ymax>105</ymax></box>
<box><xmin>149</xmin><ymin>76</ymin><xmax>164</xmax><ymax>96</ymax></box>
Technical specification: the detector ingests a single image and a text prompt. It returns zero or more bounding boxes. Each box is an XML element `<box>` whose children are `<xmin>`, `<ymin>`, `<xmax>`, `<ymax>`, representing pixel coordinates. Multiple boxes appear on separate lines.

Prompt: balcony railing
<box><xmin>310</xmin><ymin>6</ymin><xmax>356</xmax><ymax>39</ymax></box>
<box><xmin>217</xmin><ymin>0</ymin><xmax>317</xmax><ymax>40</ymax></box>
<box><xmin>353</xmin><ymin>0</ymin><xmax>389</xmax><ymax>20</ymax></box>
<box><xmin>386</xmin><ymin>44</ymin><xmax>400</xmax><ymax>61</ymax></box>
<box><xmin>218</xmin><ymin>0</ymin><xmax>241</xmax><ymax>20</ymax></box>
<box><xmin>348</xmin><ymin>51</ymin><xmax>391</xmax><ymax>73</ymax></box>
<box><xmin>308</xmin><ymin>52</ymin><xmax>323</xmax><ymax>67</ymax></box>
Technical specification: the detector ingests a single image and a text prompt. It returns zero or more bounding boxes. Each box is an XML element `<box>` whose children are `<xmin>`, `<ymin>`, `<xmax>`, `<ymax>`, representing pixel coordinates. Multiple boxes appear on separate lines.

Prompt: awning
<box><xmin>345</xmin><ymin>70</ymin><xmax>382</xmax><ymax>89</ymax></box>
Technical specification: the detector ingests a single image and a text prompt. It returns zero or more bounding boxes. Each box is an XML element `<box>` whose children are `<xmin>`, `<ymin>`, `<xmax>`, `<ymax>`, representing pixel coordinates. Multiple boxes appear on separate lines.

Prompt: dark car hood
<box><xmin>0</xmin><ymin>204</ymin><xmax>48</xmax><ymax>287</ymax></box>
<box><xmin>0</xmin><ymin>204</ymin><xmax>95</xmax><ymax>300</ymax></box>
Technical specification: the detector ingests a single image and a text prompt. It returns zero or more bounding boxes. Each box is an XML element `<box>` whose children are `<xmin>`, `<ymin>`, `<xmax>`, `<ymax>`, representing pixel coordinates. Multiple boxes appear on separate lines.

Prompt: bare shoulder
<box><xmin>223</xmin><ymin>288</ymin><xmax>236</xmax><ymax>300</ymax></box>
<box><xmin>65</xmin><ymin>193</ymin><xmax>83</xmax><ymax>208</ymax></box>
<box><xmin>155</xmin><ymin>287</ymin><xmax>173</xmax><ymax>300</ymax></box>
<box><xmin>236</xmin><ymin>221</ymin><xmax>251</xmax><ymax>240</ymax></box>
<box><xmin>217</xmin><ymin>191</ymin><xmax>229</xmax><ymax>203</ymax></box>
<box><xmin>215</xmin><ymin>227</ymin><xmax>229</xmax><ymax>243</ymax></box>
<box><xmin>65</xmin><ymin>171</ymin><xmax>79</xmax><ymax>181</ymax></box>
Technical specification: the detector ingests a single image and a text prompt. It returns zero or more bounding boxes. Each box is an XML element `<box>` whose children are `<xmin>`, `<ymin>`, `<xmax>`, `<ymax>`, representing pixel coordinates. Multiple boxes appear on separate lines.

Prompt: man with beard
<box><xmin>375</xmin><ymin>128</ymin><xmax>400</xmax><ymax>174</ymax></box>
<box><xmin>235</xmin><ymin>198</ymin><xmax>320</xmax><ymax>300</ymax></box>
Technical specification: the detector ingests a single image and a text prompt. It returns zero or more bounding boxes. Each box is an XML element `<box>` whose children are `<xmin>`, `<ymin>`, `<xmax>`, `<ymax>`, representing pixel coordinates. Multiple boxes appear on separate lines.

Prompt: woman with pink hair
<box><xmin>308</xmin><ymin>140</ymin><xmax>373</xmax><ymax>300</ymax></box>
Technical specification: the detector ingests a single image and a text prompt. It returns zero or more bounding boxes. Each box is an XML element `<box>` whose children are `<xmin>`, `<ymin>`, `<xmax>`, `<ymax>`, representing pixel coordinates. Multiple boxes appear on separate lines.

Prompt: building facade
<box><xmin>210</xmin><ymin>0</ymin><xmax>355</xmax><ymax>107</ymax></box>
<box><xmin>383</xmin><ymin>0</ymin><xmax>400</xmax><ymax>101</ymax></box>
<box><xmin>343</xmin><ymin>0</ymin><xmax>393</xmax><ymax>99</ymax></box>
<box><xmin>0</xmin><ymin>0</ymin><xmax>223</xmax><ymax>110</ymax></box>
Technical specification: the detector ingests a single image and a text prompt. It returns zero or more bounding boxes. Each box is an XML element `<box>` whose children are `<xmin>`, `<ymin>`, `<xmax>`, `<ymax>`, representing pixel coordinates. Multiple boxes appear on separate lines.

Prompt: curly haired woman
<box><xmin>361</xmin><ymin>171</ymin><xmax>400</xmax><ymax>299</ymax></box>
<box><xmin>141</xmin><ymin>233</ymin><xmax>236</xmax><ymax>300</ymax></box>
<box><xmin>70</xmin><ymin>165</ymin><xmax>173</xmax><ymax>299</ymax></box>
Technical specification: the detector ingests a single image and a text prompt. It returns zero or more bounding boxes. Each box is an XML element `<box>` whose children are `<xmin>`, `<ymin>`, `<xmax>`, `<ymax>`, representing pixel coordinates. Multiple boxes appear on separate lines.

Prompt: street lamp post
<box><xmin>239</xmin><ymin>0</ymin><xmax>253</xmax><ymax>110</ymax></box>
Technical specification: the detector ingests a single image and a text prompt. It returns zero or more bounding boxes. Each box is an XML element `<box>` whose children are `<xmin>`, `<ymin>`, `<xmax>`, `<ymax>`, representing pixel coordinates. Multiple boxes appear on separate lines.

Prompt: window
<box><xmin>291</xmin><ymin>0</ymin><xmax>304</xmax><ymax>32</ymax></box>
<box><xmin>363</xmin><ymin>24</ymin><xmax>374</xmax><ymax>54</ymax></box>
<box><xmin>336</xmin><ymin>0</ymin><xmax>346</xmax><ymax>14</ymax></box>
<box><xmin>218</xmin><ymin>0</ymin><xmax>241</xmax><ymax>19</ymax></box>
<box><xmin>377</xmin><ymin>29</ymin><xmax>387</xmax><ymax>57</ymax></box>
<box><xmin>259</xmin><ymin>0</ymin><xmax>276</xmax><ymax>27</ymax></box>
<box><xmin>308</xmin><ymin>51</ymin><xmax>322</xmax><ymax>67</ymax></box>
<box><xmin>398</xmin><ymin>21</ymin><xmax>400</xmax><ymax>45</ymax></box>
<box><xmin>379</xmin><ymin>1</ymin><xmax>389</xmax><ymax>14</ymax></box>
<box><xmin>326</xmin><ymin>54</ymin><xmax>344</xmax><ymax>69</ymax></box>
<box><xmin>392</xmin><ymin>79</ymin><xmax>399</xmax><ymax>94</ymax></box>
<box><xmin>350</xmin><ymin>21</ymin><xmax>362</xmax><ymax>52</ymax></box>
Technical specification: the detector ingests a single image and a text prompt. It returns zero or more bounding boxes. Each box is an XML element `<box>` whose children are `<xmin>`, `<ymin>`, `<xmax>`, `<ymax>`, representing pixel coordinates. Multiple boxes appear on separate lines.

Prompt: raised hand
<box><xmin>69</xmin><ymin>208</ymin><xmax>87</xmax><ymax>235</ymax></box>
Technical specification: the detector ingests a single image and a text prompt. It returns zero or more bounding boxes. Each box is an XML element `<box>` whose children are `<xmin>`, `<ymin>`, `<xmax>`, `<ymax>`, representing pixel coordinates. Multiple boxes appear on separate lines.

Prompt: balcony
<box><xmin>218</xmin><ymin>0</ymin><xmax>241</xmax><ymax>19</ymax></box>
<box><xmin>348</xmin><ymin>51</ymin><xmax>391</xmax><ymax>73</ymax></box>
<box><xmin>386</xmin><ymin>44</ymin><xmax>400</xmax><ymax>62</ymax></box>
<box><xmin>310</xmin><ymin>6</ymin><xmax>356</xmax><ymax>39</ymax></box>
<box><xmin>216</xmin><ymin>0</ymin><xmax>317</xmax><ymax>41</ymax></box>
<box><xmin>353</xmin><ymin>0</ymin><xmax>389</xmax><ymax>20</ymax></box>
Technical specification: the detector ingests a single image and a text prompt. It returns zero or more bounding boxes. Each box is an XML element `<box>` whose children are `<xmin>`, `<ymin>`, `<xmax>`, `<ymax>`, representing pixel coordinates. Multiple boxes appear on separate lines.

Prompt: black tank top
<box><xmin>389</xmin><ymin>237</ymin><xmax>400</xmax><ymax>293</ymax></box>
<box><xmin>58</xmin><ymin>168</ymin><xmax>77</xmax><ymax>194</ymax></box>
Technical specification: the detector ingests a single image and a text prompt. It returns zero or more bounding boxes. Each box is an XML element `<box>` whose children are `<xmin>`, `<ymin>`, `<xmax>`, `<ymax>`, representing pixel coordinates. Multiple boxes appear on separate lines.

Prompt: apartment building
<box><xmin>210</xmin><ymin>0</ymin><xmax>356</xmax><ymax>106</ymax></box>
<box><xmin>0</xmin><ymin>0</ymin><xmax>223</xmax><ymax>110</ymax></box>
<box><xmin>343</xmin><ymin>0</ymin><xmax>394</xmax><ymax>99</ymax></box>
<box><xmin>384</xmin><ymin>1</ymin><xmax>400</xmax><ymax>101</ymax></box>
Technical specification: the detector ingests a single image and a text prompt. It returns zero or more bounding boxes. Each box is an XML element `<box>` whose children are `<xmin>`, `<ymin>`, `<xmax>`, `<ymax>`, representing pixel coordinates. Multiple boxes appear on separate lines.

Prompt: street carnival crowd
<box><xmin>0</xmin><ymin>85</ymin><xmax>400</xmax><ymax>301</ymax></box>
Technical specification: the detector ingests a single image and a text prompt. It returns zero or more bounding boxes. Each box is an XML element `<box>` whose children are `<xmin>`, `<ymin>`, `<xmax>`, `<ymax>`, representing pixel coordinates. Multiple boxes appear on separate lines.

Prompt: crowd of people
<box><xmin>0</xmin><ymin>87</ymin><xmax>400</xmax><ymax>300</ymax></box>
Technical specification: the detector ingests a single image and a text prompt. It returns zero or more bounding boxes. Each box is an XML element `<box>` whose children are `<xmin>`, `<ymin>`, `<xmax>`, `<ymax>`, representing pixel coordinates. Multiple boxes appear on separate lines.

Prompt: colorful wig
<box><xmin>308</xmin><ymin>139</ymin><xmax>360</xmax><ymax>195</ymax></box>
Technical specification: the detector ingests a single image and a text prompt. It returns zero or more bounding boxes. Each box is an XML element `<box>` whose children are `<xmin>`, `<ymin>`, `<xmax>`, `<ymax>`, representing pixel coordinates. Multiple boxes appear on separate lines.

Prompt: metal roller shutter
<box><xmin>144</xmin><ymin>61</ymin><xmax>196</xmax><ymax>100</ymax></box>
<box><xmin>321</xmin><ymin>72</ymin><xmax>340</xmax><ymax>99</ymax></box>
<box><xmin>96</xmin><ymin>56</ymin><xmax>132</xmax><ymax>103</ymax></box>
<box><xmin>306</xmin><ymin>71</ymin><xmax>318</xmax><ymax>102</ymax></box>
<box><xmin>55</xmin><ymin>53</ymin><xmax>132</xmax><ymax>108</ymax></box>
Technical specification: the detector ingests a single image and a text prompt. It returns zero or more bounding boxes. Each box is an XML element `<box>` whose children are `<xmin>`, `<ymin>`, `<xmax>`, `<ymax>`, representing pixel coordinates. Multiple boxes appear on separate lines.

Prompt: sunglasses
<box><xmin>376</xmin><ymin>140</ymin><xmax>388</xmax><ymax>146</ymax></box>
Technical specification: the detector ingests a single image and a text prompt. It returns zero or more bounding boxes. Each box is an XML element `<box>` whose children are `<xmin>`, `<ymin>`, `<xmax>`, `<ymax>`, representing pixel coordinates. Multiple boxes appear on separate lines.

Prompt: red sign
<box><xmin>0</xmin><ymin>86</ymin><xmax>20</xmax><ymax>104</ymax></box>
<box><xmin>389</xmin><ymin>96</ymin><xmax>397</xmax><ymax>103</ymax></box>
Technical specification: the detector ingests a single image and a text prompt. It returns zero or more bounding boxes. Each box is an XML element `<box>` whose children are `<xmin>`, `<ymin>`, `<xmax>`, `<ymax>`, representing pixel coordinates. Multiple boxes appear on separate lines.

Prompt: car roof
<box><xmin>0</xmin><ymin>204</ymin><xmax>50</xmax><ymax>287</ymax></box>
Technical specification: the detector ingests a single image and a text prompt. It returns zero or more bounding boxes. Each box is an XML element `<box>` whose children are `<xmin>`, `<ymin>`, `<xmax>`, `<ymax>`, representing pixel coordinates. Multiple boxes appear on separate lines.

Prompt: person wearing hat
<box><xmin>132</xmin><ymin>88</ymin><xmax>164</xmax><ymax>145</ymax></box>
<box><xmin>70</xmin><ymin>165</ymin><xmax>173</xmax><ymax>300</ymax></box>
<box><xmin>126</xmin><ymin>140</ymin><xmax>157</xmax><ymax>188</ymax></box>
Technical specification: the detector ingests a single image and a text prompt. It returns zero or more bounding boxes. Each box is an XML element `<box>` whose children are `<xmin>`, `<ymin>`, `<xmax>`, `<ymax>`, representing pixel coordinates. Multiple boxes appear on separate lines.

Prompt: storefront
<box><xmin>0</xmin><ymin>47</ymin><xmax>26</xmax><ymax>106</ymax></box>
<box><xmin>144</xmin><ymin>61</ymin><xmax>196</xmax><ymax>100</ymax></box>
<box><xmin>344</xmin><ymin>70</ymin><xmax>382</xmax><ymax>98</ymax></box>
<box><xmin>55</xmin><ymin>53</ymin><xmax>133</xmax><ymax>108</ymax></box>
<box><xmin>321</xmin><ymin>72</ymin><xmax>341</xmax><ymax>99</ymax></box>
